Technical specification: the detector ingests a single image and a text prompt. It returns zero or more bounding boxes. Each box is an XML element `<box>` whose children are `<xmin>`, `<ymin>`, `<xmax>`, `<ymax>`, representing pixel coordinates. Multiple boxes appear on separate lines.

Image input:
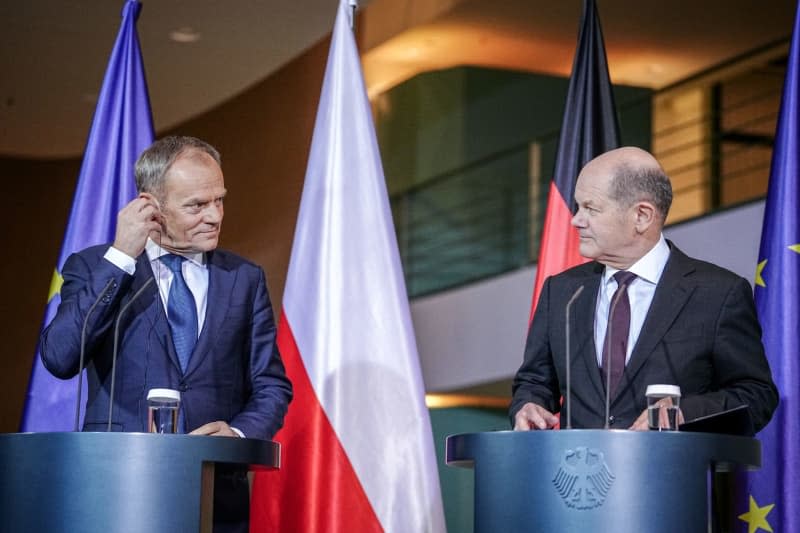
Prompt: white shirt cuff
<box><xmin>104</xmin><ymin>246</ymin><xmax>137</xmax><ymax>275</ymax></box>
<box><xmin>230</xmin><ymin>427</ymin><xmax>245</xmax><ymax>438</ymax></box>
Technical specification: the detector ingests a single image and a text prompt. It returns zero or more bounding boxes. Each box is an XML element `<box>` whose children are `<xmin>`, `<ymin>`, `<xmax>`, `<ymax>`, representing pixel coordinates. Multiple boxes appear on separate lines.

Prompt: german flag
<box><xmin>530</xmin><ymin>0</ymin><xmax>620</xmax><ymax>320</ymax></box>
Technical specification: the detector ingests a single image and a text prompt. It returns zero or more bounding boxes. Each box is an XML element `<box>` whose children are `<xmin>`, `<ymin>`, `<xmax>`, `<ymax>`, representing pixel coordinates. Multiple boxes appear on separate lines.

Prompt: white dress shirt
<box><xmin>104</xmin><ymin>239</ymin><xmax>208</xmax><ymax>335</ymax></box>
<box><xmin>593</xmin><ymin>234</ymin><xmax>671</xmax><ymax>366</ymax></box>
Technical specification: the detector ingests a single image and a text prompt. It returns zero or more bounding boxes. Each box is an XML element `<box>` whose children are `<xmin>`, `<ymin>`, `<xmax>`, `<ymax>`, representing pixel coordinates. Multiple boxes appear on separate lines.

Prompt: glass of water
<box><xmin>147</xmin><ymin>388</ymin><xmax>181</xmax><ymax>434</ymax></box>
<box><xmin>645</xmin><ymin>384</ymin><xmax>681</xmax><ymax>431</ymax></box>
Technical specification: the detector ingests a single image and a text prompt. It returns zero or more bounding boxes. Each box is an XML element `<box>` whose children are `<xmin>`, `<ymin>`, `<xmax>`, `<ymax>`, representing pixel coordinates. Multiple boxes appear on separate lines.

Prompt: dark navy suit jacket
<box><xmin>41</xmin><ymin>244</ymin><xmax>292</xmax><ymax>440</ymax></box>
<box><xmin>510</xmin><ymin>243</ymin><xmax>778</xmax><ymax>432</ymax></box>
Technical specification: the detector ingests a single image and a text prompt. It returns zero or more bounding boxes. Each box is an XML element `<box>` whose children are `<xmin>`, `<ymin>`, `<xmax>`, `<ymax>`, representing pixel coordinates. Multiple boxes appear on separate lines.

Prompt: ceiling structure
<box><xmin>361</xmin><ymin>0</ymin><xmax>796</xmax><ymax>98</ymax></box>
<box><xmin>1</xmin><ymin>0</ymin><xmax>796</xmax><ymax>158</ymax></box>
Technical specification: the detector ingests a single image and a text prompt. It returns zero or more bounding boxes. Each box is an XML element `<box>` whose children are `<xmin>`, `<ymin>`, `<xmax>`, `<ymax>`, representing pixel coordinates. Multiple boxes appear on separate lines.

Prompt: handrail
<box><xmin>388</xmin><ymin>49</ymin><xmax>784</xmax><ymax>298</ymax></box>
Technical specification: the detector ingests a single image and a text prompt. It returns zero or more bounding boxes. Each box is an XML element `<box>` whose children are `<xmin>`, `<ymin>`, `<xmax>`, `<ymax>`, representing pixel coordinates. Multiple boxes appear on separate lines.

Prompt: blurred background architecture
<box><xmin>2</xmin><ymin>0</ymin><xmax>796</xmax><ymax>528</ymax></box>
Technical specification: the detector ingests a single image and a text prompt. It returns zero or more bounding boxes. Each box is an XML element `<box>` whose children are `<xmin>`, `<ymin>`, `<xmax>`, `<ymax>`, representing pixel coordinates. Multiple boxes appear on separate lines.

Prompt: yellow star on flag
<box><xmin>738</xmin><ymin>495</ymin><xmax>774</xmax><ymax>533</ymax></box>
<box><xmin>755</xmin><ymin>245</ymin><xmax>800</xmax><ymax>288</ymax></box>
<box><xmin>755</xmin><ymin>259</ymin><xmax>767</xmax><ymax>288</ymax></box>
<box><xmin>48</xmin><ymin>269</ymin><xmax>63</xmax><ymax>303</ymax></box>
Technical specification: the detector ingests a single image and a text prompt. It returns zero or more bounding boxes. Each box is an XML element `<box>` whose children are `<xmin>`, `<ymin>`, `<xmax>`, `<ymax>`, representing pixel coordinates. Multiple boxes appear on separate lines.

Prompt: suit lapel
<box><xmin>573</xmin><ymin>263</ymin><xmax>606</xmax><ymax>401</ymax></box>
<box><xmin>618</xmin><ymin>244</ymin><xmax>697</xmax><ymax>396</ymax></box>
<box><xmin>129</xmin><ymin>255</ymin><xmax>159</xmax><ymax>316</ymax></box>
<box><xmin>134</xmin><ymin>254</ymin><xmax>182</xmax><ymax>373</ymax></box>
<box><xmin>184</xmin><ymin>251</ymin><xmax>236</xmax><ymax>376</ymax></box>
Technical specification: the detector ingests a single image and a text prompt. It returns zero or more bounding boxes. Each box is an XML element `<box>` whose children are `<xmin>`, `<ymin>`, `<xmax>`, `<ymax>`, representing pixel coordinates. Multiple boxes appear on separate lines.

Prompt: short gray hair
<box><xmin>610</xmin><ymin>162</ymin><xmax>673</xmax><ymax>221</ymax></box>
<box><xmin>134</xmin><ymin>136</ymin><xmax>221</xmax><ymax>196</ymax></box>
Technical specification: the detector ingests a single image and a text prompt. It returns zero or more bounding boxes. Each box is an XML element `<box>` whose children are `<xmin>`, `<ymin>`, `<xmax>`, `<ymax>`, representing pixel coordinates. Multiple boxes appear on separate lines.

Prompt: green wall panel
<box><xmin>430</xmin><ymin>406</ymin><xmax>509</xmax><ymax>532</ymax></box>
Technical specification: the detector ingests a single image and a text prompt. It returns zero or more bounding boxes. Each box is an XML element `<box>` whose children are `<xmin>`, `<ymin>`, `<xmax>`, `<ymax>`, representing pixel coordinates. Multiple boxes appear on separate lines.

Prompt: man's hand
<box><xmin>113</xmin><ymin>193</ymin><xmax>163</xmax><ymax>258</ymax></box>
<box><xmin>513</xmin><ymin>402</ymin><xmax>559</xmax><ymax>430</ymax></box>
<box><xmin>189</xmin><ymin>421</ymin><xmax>240</xmax><ymax>437</ymax></box>
<box><xmin>629</xmin><ymin>397</ymin><xmax>684</xmax><ymax>431</ymax></box>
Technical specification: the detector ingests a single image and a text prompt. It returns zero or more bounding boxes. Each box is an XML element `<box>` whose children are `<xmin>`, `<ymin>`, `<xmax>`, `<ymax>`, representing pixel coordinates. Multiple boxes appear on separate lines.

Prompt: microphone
<box><xmin>74</xmin><ymin>279</ymin><xmax>116</xmax><ymax>432</ymax></box>
<box><xmin>604</xmin><ymin>281</ymin><xmax>629</xmax><ymax>430</ymax></box>
<box><xmin>107</xmin><ymin>276</ymin><xmax>155</xmax><ymax>432</ymax></box>
<box><xmin>564</xmin><ymin>285</ymin><xmax>585</xmax><ymax>430</ymax></box>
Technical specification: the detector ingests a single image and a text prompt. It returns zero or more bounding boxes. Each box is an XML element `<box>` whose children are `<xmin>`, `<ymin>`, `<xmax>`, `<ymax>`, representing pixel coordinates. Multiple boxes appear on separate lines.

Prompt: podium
<box><xmin>446</xmin><ymin>430</ymin><xmax>760</xmax><ymax>533</ymax></box>
<box><xmin>0</xmin><ymin>432</ymin><xmax>280</xmax><ymax>533</ymax></box>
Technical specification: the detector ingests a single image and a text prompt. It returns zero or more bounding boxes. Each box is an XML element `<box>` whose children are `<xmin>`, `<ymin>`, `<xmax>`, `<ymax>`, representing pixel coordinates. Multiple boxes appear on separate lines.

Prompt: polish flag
<box><xmin>250</xmin><ymin>1</ymin><xmax>446</xmax><ymax>531</ymax></box>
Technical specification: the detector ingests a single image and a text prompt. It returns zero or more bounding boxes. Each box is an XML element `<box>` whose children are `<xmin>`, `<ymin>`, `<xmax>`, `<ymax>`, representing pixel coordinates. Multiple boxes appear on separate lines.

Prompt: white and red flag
<box><xmin>250</xmin><ymin>1</ymin><xmax>446</xmax><ymax>531</ymax></box>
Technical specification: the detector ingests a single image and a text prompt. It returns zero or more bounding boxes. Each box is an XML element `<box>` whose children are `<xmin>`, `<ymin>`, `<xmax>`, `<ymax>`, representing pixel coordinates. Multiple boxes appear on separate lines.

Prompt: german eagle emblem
<box><xmin>552</xmin><ymin>446</ymin><xmax>614</xmax><ymax>509</ymax></box>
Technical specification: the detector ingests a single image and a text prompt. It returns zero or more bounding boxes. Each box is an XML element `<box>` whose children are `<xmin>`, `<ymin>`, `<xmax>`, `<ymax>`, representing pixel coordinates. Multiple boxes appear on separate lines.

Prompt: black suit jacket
<box><xmin>510</xmin><ymin>243</ymin><xmax>778</xmax><ymax>431</ymax></box>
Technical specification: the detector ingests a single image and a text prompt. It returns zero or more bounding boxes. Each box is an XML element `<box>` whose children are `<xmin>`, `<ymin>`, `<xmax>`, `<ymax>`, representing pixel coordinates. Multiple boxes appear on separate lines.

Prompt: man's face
<box><xmin>158</xmin><ymin>150</ymin><xmax>226</xmax><ymax>253</ymax></box>
<box><xmin>571</xmin><ymin>164</ymin><xmax>636</xmax><ymax>265</ymax></box>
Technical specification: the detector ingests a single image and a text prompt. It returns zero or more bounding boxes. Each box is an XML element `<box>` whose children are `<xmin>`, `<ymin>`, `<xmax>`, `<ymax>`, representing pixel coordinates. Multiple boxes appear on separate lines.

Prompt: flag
<box><xmin>740</xmin><ymin>2</ymin><xmax>800</xmax><ymax>531</ymax></box>
<box><xmin>20</xmin><ymin>0</ymin><xmax>154</xmax><ymax>431</ymax></box>
<box><xmin>250</xmin><ymin>1</ymin><xmax>446</xmax><ymax>531</ymax></box>
<box><xmin>530</xmin><ymin>0</ymin><xmax>620</xmax><ymax>320</ymax></box>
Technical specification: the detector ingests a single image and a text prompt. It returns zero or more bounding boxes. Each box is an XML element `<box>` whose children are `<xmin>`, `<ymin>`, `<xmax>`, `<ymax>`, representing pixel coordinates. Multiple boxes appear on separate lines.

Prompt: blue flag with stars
<box><xmin>742</xmin><ymin>2</ymin><xmax>800</xmax><ymax>531</ymax></box>
<box><xmin>19</xmin><ymin>0</ymin><xmax>154</xmax><ymax>432</ymax></box>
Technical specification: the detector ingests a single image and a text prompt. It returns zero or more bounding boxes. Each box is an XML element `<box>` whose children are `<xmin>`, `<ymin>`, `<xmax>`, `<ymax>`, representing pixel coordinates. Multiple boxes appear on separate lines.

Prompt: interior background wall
<box><xmin>0</xmin><ymin>36</ymin><xmax>330</xmax><ymax>433</ymax></box>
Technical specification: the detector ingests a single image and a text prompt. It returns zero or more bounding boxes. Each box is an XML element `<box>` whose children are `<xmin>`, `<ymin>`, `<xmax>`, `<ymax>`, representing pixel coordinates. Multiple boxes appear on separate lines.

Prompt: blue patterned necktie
<box><xmin>161</xmin><ymin>254</ymin><xmax>198</xmax><ymax>373</ymax></box>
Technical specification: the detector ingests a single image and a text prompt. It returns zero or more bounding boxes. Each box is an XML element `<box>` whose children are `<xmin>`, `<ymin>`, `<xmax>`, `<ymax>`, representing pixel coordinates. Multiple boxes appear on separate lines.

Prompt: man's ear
<box><xmin>139</xmin><ymin>191</ymin><xmax>161</xmax><ymax>212</ymax></box>
<box><xmin>633</xmin><ymin>201</ymin><xmax>657</xmax><ymax>234</ymax></box>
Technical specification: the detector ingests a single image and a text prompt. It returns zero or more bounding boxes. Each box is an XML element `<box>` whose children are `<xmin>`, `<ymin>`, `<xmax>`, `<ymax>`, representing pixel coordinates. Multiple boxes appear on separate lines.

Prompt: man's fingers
<box><xmin>531</xmin><ymin>412</ymin><xmax>548</xmax><ymax>429</ymax></box>
<box><xmin>188</xmin><ymin>421</ymin><xmax>236</xmax><ymax>437</ymax></box>
<box><xmin>628</xmin><ymin>409</ymin><xmax>649</xmax><ymax>431</ymax></box>
<box><xmin>189</xmin><ymin>421</ymin><xmax>224</xmax><ymax>435</ymax></box>
<box><xmin>513</xmin><ymin>415</ymin><xmax>531</xmax><ymax>431</ymax></box>
<box><xmin>514</xmin><ymin>403</ymin><xmax>557</xmax><ymax>431</ymax></box>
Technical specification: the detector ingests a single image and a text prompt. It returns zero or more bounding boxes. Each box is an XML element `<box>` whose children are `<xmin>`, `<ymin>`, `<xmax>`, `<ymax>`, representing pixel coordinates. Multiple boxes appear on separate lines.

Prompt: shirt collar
<box><xmin>603</xmin><ymin>233</ymin><xmax>670</xmax><ymax>286</ymax></box>
<box><xmin>145</xmin><ymin>238</ymin><xmax>205</xmax><ymax>267</ymax></box>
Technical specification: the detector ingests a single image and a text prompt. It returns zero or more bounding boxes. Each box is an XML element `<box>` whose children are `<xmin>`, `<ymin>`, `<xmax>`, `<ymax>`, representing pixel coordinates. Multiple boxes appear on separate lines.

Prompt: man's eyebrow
<box><xmin>182</xmin><ymin>196</ymin><xmax>205</xmax><ymax>204</ymax></box>
<box><xmin>183</xmin><ymin>190</ymin><xmax>228</xmax><ymax>205</ymax></box>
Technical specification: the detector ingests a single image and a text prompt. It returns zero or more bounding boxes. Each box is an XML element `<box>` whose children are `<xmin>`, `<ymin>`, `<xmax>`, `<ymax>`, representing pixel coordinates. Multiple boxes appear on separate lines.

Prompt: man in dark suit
<box><xmin>511</xmin><ymin>146</ymin><xmax>777</xmax><ymax>432</ymax></box>
<box><xmin>40</xmin><ymin>135</ymin><xmax>292</xmax><ymax>532</ymax></box>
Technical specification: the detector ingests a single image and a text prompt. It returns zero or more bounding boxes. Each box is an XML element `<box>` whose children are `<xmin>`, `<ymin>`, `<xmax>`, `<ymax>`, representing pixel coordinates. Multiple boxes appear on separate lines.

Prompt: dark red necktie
<box><xmin>602</xmin><ymin>271</ymin><xmax>637</xmax><ymax>396</ymax></box>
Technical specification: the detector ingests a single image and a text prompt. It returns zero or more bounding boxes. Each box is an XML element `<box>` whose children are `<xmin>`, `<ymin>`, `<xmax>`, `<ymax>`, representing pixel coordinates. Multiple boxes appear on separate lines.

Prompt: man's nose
<box><xmin>204</xmin><ymin>203</ymin><xmax>223</xmax><ymax>223</ymax></box>
<box><xmin>571</xmin><ymin>210</ymin><xmax>582</xmax><ymax>227</ymax></box>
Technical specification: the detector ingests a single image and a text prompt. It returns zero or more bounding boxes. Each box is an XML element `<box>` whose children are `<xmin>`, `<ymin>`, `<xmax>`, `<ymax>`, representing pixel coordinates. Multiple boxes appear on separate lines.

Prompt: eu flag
<box><xmin>20</xmin><ymin>0</ymin><xmax>154</xmax><ymax>431</ymax></box>
<box><xmin>742</xmin><ymin>2</ymin><xmax>800</xmax><ymax>531</ymax></box>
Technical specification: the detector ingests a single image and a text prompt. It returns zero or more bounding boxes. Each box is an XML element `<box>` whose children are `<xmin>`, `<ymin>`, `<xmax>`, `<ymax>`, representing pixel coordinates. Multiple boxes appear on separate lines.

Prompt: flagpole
<box><xmin>349</xmin><ymin>0</ymin><xmax>357</xmax><ymax>29</ymax></box>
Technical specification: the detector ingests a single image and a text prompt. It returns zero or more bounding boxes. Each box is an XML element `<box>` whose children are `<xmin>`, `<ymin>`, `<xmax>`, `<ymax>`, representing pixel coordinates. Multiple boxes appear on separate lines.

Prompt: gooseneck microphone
<box><xmin>107</xmin><ymin>276</ymin><xmax>155</xmax><ymax>432</ymax></box>
<box><xmin>604</xmin><ymin>282</ymin><xmax>629</xmax><ymax>430</ymax></box>
<box><xmin>564</xmin><ymin>285</ymin><xmax>585</xmax><ymax>430</ymax></box>
<box><xmin>74</xmin><ymin>279</ymin><xmax>116</xmax><ymax>432</ymax></box>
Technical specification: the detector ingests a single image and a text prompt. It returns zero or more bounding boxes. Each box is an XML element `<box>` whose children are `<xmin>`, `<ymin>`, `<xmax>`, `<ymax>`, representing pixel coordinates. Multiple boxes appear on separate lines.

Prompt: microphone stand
<box><xmin>107</xmin><ymin>277</ymin><xmax>155</xmax><ymax>432</ymax></box>
<box><xmin>564</xmin><ymin>285</ymin><xmax>585</xmax><ymax>429</ymax></box>
<box><xmin>74</xmin><ymin>279</ymin><xmax>116</xmax><ymax>432</ymax></box>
